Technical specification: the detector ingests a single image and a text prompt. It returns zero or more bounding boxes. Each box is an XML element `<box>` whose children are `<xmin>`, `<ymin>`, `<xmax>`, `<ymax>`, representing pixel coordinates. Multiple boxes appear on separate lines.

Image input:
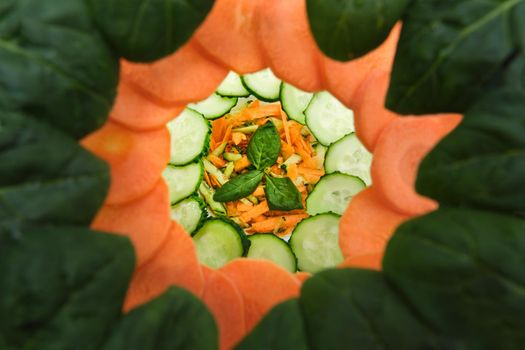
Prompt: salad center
<box><xmin>163</xmin><ymin>69</ymin><xmax>372</xmax><ymax>274</ymax></box>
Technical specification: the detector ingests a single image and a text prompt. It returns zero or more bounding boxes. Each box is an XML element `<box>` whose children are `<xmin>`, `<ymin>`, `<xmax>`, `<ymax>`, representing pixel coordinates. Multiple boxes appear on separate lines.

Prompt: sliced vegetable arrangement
<box><xmin>163</xmin><ymin>69</ymin><xmax>373</xmax><ymax>273</ymax></box>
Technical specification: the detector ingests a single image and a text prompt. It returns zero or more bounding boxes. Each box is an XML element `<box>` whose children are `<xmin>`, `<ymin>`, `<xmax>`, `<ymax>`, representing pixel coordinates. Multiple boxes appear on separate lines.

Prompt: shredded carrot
<box><xmin>280</xmin><ymin>141</ymin><xmax>295</xmax><ymax>160</ymax></box>
<box><xmin>240</xmin><ymin>201</ymin><xmax>269</xmax><ymax>223</ymax></box>
<box><xmin>234</xmin><ymin>155</ymin><xmax>251</xmax><ymax>172</ymax></box>
<box><xmin>287</xmin><ymin>163</ymin><xmax>298</xmax><ymax>181</ymax></box>
<box><xmin>237</xmin><ymin>201</ymin><xmax>254</xmax><ymax>212</ymax></box>
<box><xmin>298</xmin><ymin>167</ymin><xmax>324</xmax><ymax>177</ymax></box>
<box><xmin>210</xmin><ymin>174</ymin><xmax>221</xmax><ymax>188</ymax></box>
<box><xmin>271</xmin><ymin>164</ymin><xmax>284</xmax><ymax>175</ymax></box>
<box><xmin>212</xmin><ymin>118</ymin><xmax>227</xmax><ymax>142</ymax></box>
<box><xmin>280</xmin><ymin>111</ymin><xmax>292</xmax><ymax>146</ymax></box>
<box><xmin>208</xmin><ymin>154</ymin><xmax>226</xmax><ymax>168</ymax></box>
<box><xmin>226</xmin><ymin>202</ymin><xmax>237</xmax><ymax>216</ymax></box>
<box><xmin>210</xmin><ymin>138</ymin><xmax>217</xmax><ymax>151</ymax></box>
<box><xmin>232</xmin><ymin>132</ymin><xmax>246</xmax><ymax>145</ymax></box>
<box><xmin>268</xmin><ymin>209</ymin><xmax>306</xmax><ymax>216</ymax></box>
<box><xmin>252</xmin><ymin>215</ymin><xmax>266</xmax><ymax>223</ymax></box>
<box><xmin>222</xmin><ymin>124</ymin><xmax>233</xmax><ymax>144</ymax></box>
<box><xmin>252</xmin><ymin>186</ymin><xmax>265</xmax><ymax>197</ymax></box>
<box><xmin>278</xmin><ymin>226</ymin><xmax>295</xmax><ymax>237</ymax></box>
<box><xmin>251</xmin><ymin>214</ymin><xmax>307</xmax><ymax>233</ymax></box>
<box><xmin>203</xmin><ymin>171</ymin><xmax>212</xmax><ymax>187</ymax></box>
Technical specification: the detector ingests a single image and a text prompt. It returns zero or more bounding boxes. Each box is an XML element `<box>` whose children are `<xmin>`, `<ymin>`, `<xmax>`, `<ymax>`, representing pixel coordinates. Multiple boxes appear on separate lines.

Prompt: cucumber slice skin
<box><xmin>216</xmin><ymin>71</ymin><xmax>250</xmax><ymax>97</ymax></box>
<box><xmin>324</xmin><ymin>133</ymin><xmax>372</xmax><ymax>185</ymax></box>
<box><xmin>192</xmin><ymin>218</ymin><xmax>251</xmax><ymax>269</ymax></box>
<box><xmin>305</xmin><ymin>91</ymin><xmax>355</xmax><ymax>146</ymax></box>
<box><xmin>168</xmin><ymin>109</ymin><xmax>211</xmax><ymax>166</ymax></box>
<box><xmin>241</xmin><ymin>69</ymin><xmax>282</xmax><ymax>102</ymax></box>
<box><xmin>306</xmin><ymin>172</ymin><xmax>366</xmax><ymax>216</ymax></box>
<box><xmin>188</xmin><ymin>93</ymin><xmax>238</xmax><ymax>120</ymax></box>
<box><xmin>279</xmin><ymin>82</ymin><xmax>313</xmax><ymax>125</ymax></box>
<box><xmin>289</xmin><ymin>213</ymin><xmax>344</xmax><ymax>273</ymax></box>
<box><xmin>247</xmin><ymin>234</ymin><xmax>297</xmax><ymax>273</ymax></box>
<box><xmin>170</xmin><ymin>195</ymin><xmax>207</xmax><ymax>234</ymax></box>
<box><xmin>163</xmin><ymin>161</ymin><xmax>203</xmax><ymax>205</ymax></box>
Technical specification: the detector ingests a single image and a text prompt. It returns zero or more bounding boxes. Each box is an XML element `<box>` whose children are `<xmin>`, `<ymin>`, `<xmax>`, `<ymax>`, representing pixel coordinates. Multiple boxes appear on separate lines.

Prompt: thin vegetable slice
<box><xmin>280</xmin><ymin>83</ymin><xmax>313</xmax><ymax>125</ymax></box>
<box><xmin>216</xmin><ymin>71</ymin><xmax>250</xmax><ymax>97</ymax></box>
<box><xmin>188</xmin><ymin>93</ymin><xmax>238</xmax><ymax>120</ymax></box>
<box><xmin>242</xmin><ymin>68</ymin><xmax>282</xmax><ymax>102</ymax></box>
<box><xmin>324</xmin><ymin>133</ymin><xmax>372</xmax><ymax>185</ymax></box>
<box><xmin>247</xmin><ymin>234</ymin><xmax>297</xmax><ymax>273</ymax></box>
<box><xmin>163</xmin><ymin>161</ymin><xmax>203</xmax><ymax>204</ymax></box>
<box><xmin>167</xmin><ymin>108</ymin><xmax>210</xmax><ymax>165</ymax></box>
<box><xmin>170</xmin><ymin>195</ymin><xmax>207</xmax><ymax>234</ymax></box>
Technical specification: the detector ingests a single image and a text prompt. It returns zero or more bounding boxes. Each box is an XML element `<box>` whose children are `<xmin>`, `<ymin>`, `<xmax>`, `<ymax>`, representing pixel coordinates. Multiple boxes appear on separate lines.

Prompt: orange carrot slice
<box><xmin>201</xmin><ymin>265</ymin><xmax>246</xmax><ymax>350</ymax></box>
<box><xmin>339</xmin><ymin>187</ymin><xmax>409</xmax><ymax>259</ymax></box>
<box><xmin>208</xmin><ymin>154</ymin><xmax>227</xmax><ymax>168</ymax></box>
<box><xmin>220</xmin><ymin>259</ymin><xmax>301</xmax><ymax>332</ymax></box>
<box><xmin>295</xmin><ymin>271</ymin><xmax>311</xmax><ymax>283</ymax></box>
<box><xmin>353</xmin><ymin>70</ymin><xmax>398</xmax><ymax>151</ymax></box>
<box><xmin>371</xmin><ymin>114</ymin><xmax>462</xmax><ymax>215</ymax></box>
<box><xmin>194</xmin><ymin>0</ymin><xmax>266</xmax><ymax>74</ymax></box>
<box><xmin>338</xmin><ymin>253</ymin><xmax>383</xmax><ymax>271</ymax></box>
<box><xmin>124</xmin><ymin>222</ymin><xmax>204</xmax><ymax>311</ymax></box>
<box><xmin>234</xmin><ymin>155</ymin><xmax>251</xmax><ymax>172</ymax></box>
<box><xmin>91</xmin><ymin>180</ymin><xmax>171</xmax><ymax>267</ymax></box>
<box><xmin>257</xmin><ymin>0</ymin><xmax>324</xmax><ymax>91</ymax></box>
<box><xmin>240</xmin><ymin>201</ymin><xmax>269</xmax><ymax>223</ymax></box>
<box><xmin>81</xmin><ymin>121</ymin><xmax>169</xmax><ymax>205</ymax></box>
<box><xmin>121</xmin><ymin>41</ymin><xmax>227</xmax><ymax>104</ymax></box>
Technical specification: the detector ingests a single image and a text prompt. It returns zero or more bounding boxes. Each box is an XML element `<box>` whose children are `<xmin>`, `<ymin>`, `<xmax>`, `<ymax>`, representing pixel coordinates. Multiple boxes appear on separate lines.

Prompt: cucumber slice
<box><xmin>168</xmin><ymin>109</ymin><xmax>210</xmax><ymax>165</ymax></box>
<box><xmin>170</xmin><ymin>196</ymin><xmax>207</xmax><ymax>234</ymax></box>
<box><xmin>247</xmin><ymin>234</ymin><xmax>297</xmax><ymax>273</ymax></box>
<box><xmin>199</xmin><ymin>182</ymin><xmax>227</xmax><ymax>216</ymax></box>
<box><xmin>280</xmin><ymin>83</ymin><xmax>313</xmax><ymax>125</ymax></box>
<box><xmin>163</xmin><ymin>161</ymin><xmax>203</xmax><ymax>204</ymax></box>
<box><xmin>325</xmin><ymin>133</ymin><xmax>372</xmax><ymax>185</ymax></box>
<box><xmin>188</xmin><ymin>93</ymin><xmax>238</xmax><ymax>120</ymax></box>
<box><xmin>193</xmin><ymin>219</ymin><xmax>250</xmax><ymax>269</ymax></box>
<box><xmin>306</xmin><ymin>173</ymin><xmax>366</xmax><ymax>215</ymax></box>
<box><xmin>289</xmin><ymin>213</ymin><xmax>344</xmax><ymax>273</ymax></box>
<box><xmin>241</xmin><ymin>68</ymin><xmax>282</xmax><ymax>102</ymax></box>
<box><xmin>305</xmin><ymin>91</ymin><xmax>355</xmax><ymax>146</ymax></box>
<box><xmin>313</xmin><ymin>144</ymin><xmax>328</xmax><ymax>169</ymax></box>
<box><xmin>216</xmin><ymin>71</ymin><xmax>250</xmax><ymax>97</ymax></box>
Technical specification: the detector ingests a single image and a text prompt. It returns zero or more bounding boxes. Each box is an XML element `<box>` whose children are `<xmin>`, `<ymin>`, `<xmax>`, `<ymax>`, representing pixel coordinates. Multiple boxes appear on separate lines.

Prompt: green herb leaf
<box><xmin>386</xmin><ymin>0</ymin><xmax>525</xmax><ymax>114</ymax></box>
<box><xmin>0</xmin><ymin>226</ymin><xmax>135</xmax><ymax>349</ymax></box>
<box><xmin>417</xmin><ymin>89</ymin><xmax>525</xmax><ymax>212</ymax></box>
<box><xmin>87</xmin><ymin>0</ymin><xmax>214</xmax><ymax>62</ymax></box>
<box><xmin>102</xmin><ymin>287</ymin><xmax>218</xmax><ymax>350</ymax></box>
<box><xmin>306</xmin><ymin>0</ymin><xmax>410</xmax><ymax>61</ymax></box>
<box><xmin>213</xmin><ymin>170</ymin><xmax>264</xmax><ymax>202</ymax></box>
<box><xmin>235</xmin><ymin>299</ymin><xmax>309</xmax><ymax>350</ymax></box>
<box><xmin>247</xmin><ymin>121</ymin><xmax>281</xmax><ymax>170</ymax></box>
<box><xmin>264</xmin><ymin>175</ymin><xmax>303</xmax><ymax>211</ymax></box>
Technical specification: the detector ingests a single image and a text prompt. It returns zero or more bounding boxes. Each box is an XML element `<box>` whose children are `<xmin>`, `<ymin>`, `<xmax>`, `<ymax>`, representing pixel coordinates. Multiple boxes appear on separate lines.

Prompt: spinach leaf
<box><xmin>0</xmin><ymin>111</ymin><xmax>109</xmax><ymax>228</ymax></box>
<box><xmin>386</xmin><ymin>0</ymin><xmax>525</xmax><ymax>114</ymax></box>
<box><xmin>417</xmin><ymin>88</ymin><xmax>525</xmax><ymax>213</ymax></box>
<box><xmin>0</xmin><ymin>0</ymin><xmax>119</xmax><ymax>138</ymax></box>
<box><xmin>235</xmin><ymin>299</ymin><xmax>309</xmax><ymax>350</ymax></box>
<box><xmin>247</xmin><ymin>122</ymin><xmax>281</xmax><ymax>170</ymax></box>
<box><xmin>300</xmin><ymin>269</ymin><xmax>441</xmax><ymax>350</ymax></box>
<box><xmin>306</xmin><ymin>0</ymin><xmax>409</xmax><ymax>61</ymax></box>
<box><xmin>0</xmin><ymin>226</ymin><xmax>135</xmax><ymax>349</ymax></box>
<box><xmin>264</xmin><ymin>175</ymin><xmax>303</xmax><ymax>211</ymax></box>
<box><xmin>213</xmin><ymin>170</ymin><xmax>264</xmax><ymax>202</ymax></box>
<box><xmin>383</xmin><ymin>207</ymin><xmax>525</xmax><ymax>347</ymax></box>
<box><xmin>87</xmin><ymin>0</ymin><xmax>214</xmax><ymax>62</ymax></box>
<box><xmin>102</xmin><ymin>287</ymin><xmax>218</xmax><ymax>350</ymax></box>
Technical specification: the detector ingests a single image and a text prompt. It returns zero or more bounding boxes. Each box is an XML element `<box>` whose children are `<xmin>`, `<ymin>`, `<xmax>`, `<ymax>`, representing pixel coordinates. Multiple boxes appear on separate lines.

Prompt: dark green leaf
<box><xmin>264</xmin><ymin>175</ymin><xmax>303</xmax><ymax>211</ymax></box>
<box><xmin>235</xmin><ymin>299</ymin><xmax>308</xmax><ymax>350</ymax></box>
<box><xmin>306</xmin><ymin>0</ymin><xmax>409</xmax><ymax>61</ymax></box>
<box><xmin>213</xmin><ymin>170</ymin><xmax>264</xmax><ymax>202</ymax></box>
<box><xmin>386</xmin><ymin>0</ymin><xmax>525</xmax><ymax>114</ymax></box>
<box><xmin>102</xmin><ymin>287</ymin><xmax>218</xmax><ymax>350</ymax></box>
<box><xmin>383</xmin><ymin>207</ymin><xmax>525</xmax><ymax>346</ymax></box>
<box><xmin>247</xmin><ymin>122</ymin><xmax>281</xmax><ymax>170</ymax></box>
<box><xmin>0</xmin><ymin>226</ymin><xmax>135</xmax><ymax>349</ymax></box>
<box><xmin>417</xmin><ymin>89</ymin><xmax>525</xmax><ymax>213</ymax></box>
<box><xmin>300</xmin><ymin>269</ymin><xmax>441</xmax><ymax>350</ymax></box>
<box><xmin>0</xmin><ymin>111</ymin><xmax>110</xmax><ymax>228</ymax></box>
<box><xmin>87</xmin><ymin>0</ymin><xmax>214</xmax><ymax>62</ymax></box>
<box><xmin>0</xmin><ymin>0</ymin><xmax>119</xmax><ymax>138</ymax></box>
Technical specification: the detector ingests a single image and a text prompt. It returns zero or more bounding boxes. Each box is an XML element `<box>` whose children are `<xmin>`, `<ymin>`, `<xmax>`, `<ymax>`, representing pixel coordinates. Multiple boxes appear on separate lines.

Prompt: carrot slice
<box><xmin>234</xmin><ymin>155</ymin><xmax>251</xmax><ymax>172</ymax></box>
<box><xmin>257</xmin><ymin>0</ymin><xmax>324</xmax><ymax>91</ymax></box>
<box><xmin>339</xmin><ymin>187</ymin><xmax>409</xmax><ymax>259</ymax></box>
<box><xmin>232</xmin><ymin>132</ymin><xmax>246</xmax><ymax>145</ymax></box>
<box><xmin>237</xmin><ymin>202</ymin><xmax>254</xmax><ymax>212</ymax></box>
<box><xmin>124</xmin><ymin>222</ymin><xmax>204</xmax><ymax>311</ymax></box>
<box><xmin>252</xmin><ymin>186</ymin><xmax>265</xmax><ymax>197</ymax></box>
<box><xmin>287</xmin><ymin>163</ymin><xmax>298</xmax><ymax>181</ymax></box>
<box><xmin>280</xmin><ymin>141</ymin><xmax>295</xmax><ymax>160</ymax></box>
<box><xmin>353</xmin><ymin>70</ymin><xmax>398</xmax><ymax>151</ymax></box>
<box><xmin>338</xmin><ymin>253</ymin><xmax>382</xmax><ymax>271</ymax></box>
<box><xmin>194</xmin><ymin>0</ymin><xmax>266</xmax><ymax>73</ymax></box>
<box><xmin>295</xmin><ymin>271</ymin><xmax>311</xmax><ymax>283</ymax></box>
<box><xmin>91</xmin><ymin>180</ymin><xmax>171</xmax><ymax>267</ymax></box>
<box><xmin>110</xmin><ymin>81</ymin><xmax>184</xmax><ymax>131</ymax></box>
<box><xmin>220</xmin><ymin>259</ymin><xmax>301</xmax><ymax>332</ymax></box>
<box><xmin>121</xmin><ymin>41</ymin><xmax>227</xmax><ymax>104</ymax></box>
<box><xmin>81</xmin><ymin>121</ymin><xmax>169</xmax><ymax>205</ymax></box>
<box><xmin>251</xmin><ymin>214</ymin><xmax>307</xmax><ymax>233</ymax></box>
<box><xmin>371</xmin><ymin>114</ymin><xmax>462</xmax><ymax>215</ymax></box>
<box><xmin>208</xmin><ymin>154</ymin><xmax>227</xmax><ymax>168</ymax></box>
<box><xmin>201</xmin><ymin>265</ymin><xmax>246</xmax><ymax>350</ymax></box>
<box><xmin>240</xmin><ymin>201</ymin><xmax>269</xmax><ymax>223</ymax></box>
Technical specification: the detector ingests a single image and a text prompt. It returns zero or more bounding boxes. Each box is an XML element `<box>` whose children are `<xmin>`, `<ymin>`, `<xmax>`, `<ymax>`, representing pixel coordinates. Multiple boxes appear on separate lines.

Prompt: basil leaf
<box><xmin>384</xmin><ymin>207</ymin><xmax>525</xmax><ymax>346</ymax></box>
<box><xmin>235</xmin><ymin>299</ymin><xmax>309</xmax><ymax>350</ymax></box>
<box><xmin>102</xmin><ymin>287</ymin><xmax>218</xmax><ymax>350</ymax></box>
<box><xmin>0</xmin><ymin>0</ymin><xmax>119</xmax><ymax>138</ymax></box>
<box><xmin>0</xmin><ymin>111</ymin><xmax>109</xmax><ymax>228</ymax></box>
<box><xmin>264</xmin><ymin>175</ymin><xmax>303</xmax><ymax>211</ymax></box>
<box><xmin>213</xmin><ymin>170</ymin><xmax>264</xmax><ymax>202</ymax></box>
<box><xmin>0</xmin><ymin>226</ymin><xmax>135</xmax><ymax>349</ymax></box>
<box><xmin>386</xmin><ymin>0</ymin><xmax>525</xmax><ymax>114</ymax></box>
<box><xmin>417</xmin><ymin>89</ymin><xmax>525</xmax><ymax>212</ymax></box>
<box><xmin>306</xmin><ymin>0</ymin><xmax>409</xmax><ymax>61</ymax></box>
<box><xmin>247</xmin><ymin>122</ymin><xmax>281</xmax><ymax>170</ymax></box>
<box><xmin>87</xmin><ymin>0</ymin><xmax>214</xmax><ymax>62</ymax></box>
